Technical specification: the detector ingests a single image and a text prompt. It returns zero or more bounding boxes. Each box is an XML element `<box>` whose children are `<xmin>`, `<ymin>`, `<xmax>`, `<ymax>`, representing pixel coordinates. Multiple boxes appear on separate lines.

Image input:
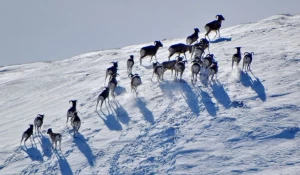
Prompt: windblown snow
<box><xmin>0</xmin><ymin>14</ymin><xmax>300</xmax><ymax>175</ymax></box>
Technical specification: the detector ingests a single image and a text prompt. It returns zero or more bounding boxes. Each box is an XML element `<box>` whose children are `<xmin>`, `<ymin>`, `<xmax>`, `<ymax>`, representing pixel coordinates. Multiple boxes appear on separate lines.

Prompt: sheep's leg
<box><xmin>184</xmin><ymin>53</ymin><xmax>187</xmax><ymax>62</ymax></box>
<box><xmin>180</xmin><ymin>72</ymin><xmax>183</xmax><ymax>82</ymax></box>
<box><xmin>151</xmin><ymin>72</ymin><xmax>154</xmax><ymax>82</ymax></box>
<box><xmin>150</xmin><ymin>56</ymin><xmax>153</xmax><ymax>63</ymax></box>
<box><xmin>214</xmin><ymin>31</ymin><xmax>218</xmax><ymax>39</ymax></box>
<box><xmin>140</xmin><ymin>57</ymin><xmax>142</xmax><ymax>65</ymax></box>
<box><xmin>205</xmin><ymin>30</ymin><xmax>211</xmax><ymax>41</ymax></box>
<box><xmin>218</xmin><ymin>29</ymin><xmax>221</xmax><ymax>38</ymax></box>
<box><xmin>168</xmin><ymin>53</ymin><xmax>173</xmax><ymax>61</ymax></box>
<box><xmin>96</xmin><ymin>97</ymin><xmax>101</xmax><ymax>111</ymax></box>
<box><xmin>232</xmin><ymin>60</ymin><xmax>234</xmax><ymax>69</ymax></box>
<box><xmin>100</xmin><ymin>100</ymin><xmax>104</xmax><ymax>109</ymax></box>
<box><xmin>104</xmin><ymin>73</ymin><xmax>108</xmax><ymax>85</ymax></box>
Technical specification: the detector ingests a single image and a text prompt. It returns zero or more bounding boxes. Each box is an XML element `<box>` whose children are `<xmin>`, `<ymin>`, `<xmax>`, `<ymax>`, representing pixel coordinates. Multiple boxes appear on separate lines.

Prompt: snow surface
<box><xmin>0</xmin><ymin>14</ymin><xmax>300</xmax><ymax>175</ymax></box>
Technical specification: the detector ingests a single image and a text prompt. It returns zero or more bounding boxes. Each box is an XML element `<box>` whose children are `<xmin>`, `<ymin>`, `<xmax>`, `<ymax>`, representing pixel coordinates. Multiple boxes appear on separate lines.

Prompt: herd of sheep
<box><xmin>20</xmin><ymin>14</ymin><xmax>254</xmax><ymax>151</ymax></box>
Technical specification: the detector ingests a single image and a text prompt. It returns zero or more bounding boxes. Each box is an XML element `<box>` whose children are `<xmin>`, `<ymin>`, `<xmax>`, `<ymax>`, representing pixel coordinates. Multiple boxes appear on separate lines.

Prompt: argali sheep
<box><xmin>191</xmin><ymin>60</ymin><xmax>202</xmax><ymax>83</ymax></box>
<box><xmin>47</xmin><ymin>128</ymin><xmax>62</xmax><ymax>150</ymax></box>
<box><xmin>161</xmin><ymin>56</ymin><xmax>184</xmax><ymax>79</ymax></box>
<box><xmin>232</xmin><ymin>47</ymin><xmax>242</xmax><ymax>68</ymax></box>
<box><xmin>191</xmin><ymin>43</ymin><xmax>205</xmax><ymax>59</ymax></box>
<box><xmin>205</xmin><ymin>15</ymin><xmax>225</xmax><ymax>40</ymax></box>
<box><xmin>108</xmin><ymin>73</ymin><xmax>118</xmax><ymax>98</ymax></box>
<box><xmin>203</xmin><ymin>54</ymin><xmax>215</xmax><ymax>68</ymax></box>
<box><xmin>174</xmin><ymin>60</ymin><xmax>187</xmax><ymax>82</ymax></box>
<box><xmin>71</xmin><ymin>112</ymin><xmax>81</xmax><ymax>136</ymax></box>
<box><xmin>209</xmin><ymin>61</ymin><xmax>219</xmax><ymax>83</ymax></box>
<box><xmin>186</xmin><ymin>28</ymin><xmax>200</xmax><ymax>45</ymax></box>
<box><xmin>67</xmin><ymin>100</ymin><xmax>77</xmax><ymax>124</ymax></box>
<box><xmin>127</xmin><ymin>55</ymin><xmax>134</xmax><ymax>74</ymax></box>
<box><xmin>243</xmin><ymin>52</ymin><xmax>254</xmax><ymax>71</ymax></box>
<box><xmin>96</xmin><ymin>87</ymin><xmax>110</xmax><ymax>110</ymax></box>
<box><xmin>129</xmin><ymin>73</ymin><xmax>142</xmax><ymax>92</ymax></box>
<box><xmin>168</xmin><ymin>43</ymin><xmax>192</xmax><ymax>61</ymax></box>
<box><xmin>34</xmin><ymin>114</ymin><xmax>44</xmax><ymax>133</ymax></box>
<box><xmin>191</xmin><ymin>38</ymin><xmax>210</xmax><ymax>59</ymax></box>
<box><xmin>152</xmin><ymin>62</ymin><xmax>164</xmax><ymax>82</ymax></box>
<box><xmin>20</xmin><ymin>124</ymin><xmax>34</xmax><ymax>145</ymax></box>
<box><xmin>200</xmin><ymin>65</ymin><xmax>210</xmax><ymax>87</ymax></box>
<box><xmin>140</xmin><ymin>41</ymin><xmax>163</xmax><ymax>65</ymax></box>
<box><xmin>105</xmin><ymin>61</ymin><xmax>118</xmax><ymax>84</ymax></box>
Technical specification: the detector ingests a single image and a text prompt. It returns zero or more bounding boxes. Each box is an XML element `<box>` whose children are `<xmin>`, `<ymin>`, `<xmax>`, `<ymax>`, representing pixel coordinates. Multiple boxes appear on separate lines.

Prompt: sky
<box><xmin>0</xmin><ymin>0</ymin><xmax>299</xmax><ymax>66</ymax></box>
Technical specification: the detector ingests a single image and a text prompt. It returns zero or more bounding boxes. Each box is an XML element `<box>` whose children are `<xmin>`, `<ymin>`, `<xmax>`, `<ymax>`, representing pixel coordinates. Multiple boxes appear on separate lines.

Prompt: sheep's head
<box><xmin>176</xmin><ymin>56</ymin><xmax>184</xmax><ymax>62</ymax></box>
<box><xmin>29</xmin><ymin>124</ymin><xmax>33</xmax><ymax>128</ymax></box>
<box><xmin>37</xmin><ymin>114</ymin><xmax>45</xmax><ymax>119</ymax></box>
<box><xmin>235</xmin><ymin>47</ymin><xmax>242</xmax><ymax>52</ymax></box>
<box><xmin>47</xmin><ymin>128</ymin><xmax>52</xmax><ymax>134</ymax></box>
<box><xmin>152</xmin><ymin>62</ymin><xmax>160</xmax><ymax>68</ymax></box>
<box><xmin>130</xmin><ymin>55</ymin><xmax>134</xmax><ymax>59</ymax></box>
<box><xmin>154</xmin><ymin>41</ymin><xmax>163</xmax><ymax>48</ymax></box>
<box><xmin>216</xmin><ymin>15</ymin><xmax>225</xmax><ymax>21</ymax></box>
<box><xmin>205</xmin><ymin>54</ymin><xmax>214</xmax><ymax>58</ymax></box>
<box><xmin>200</xmin><ymin>38</ymin><xmax>209</xmax><ymax>46</ymax></box>
<box><xmin>111</xmin><ymin>61</ymin><xmax>118</xmax><ymax>68</ymax></box>
<box><xmin>69</xmin><ymin>100</ymin><xmax>77</xmax><ymax>106</ymax></box>
<box><xmin>194</xmin><ymin>28</ymin><xmax>200</xmax><ymax>33</ymax></box>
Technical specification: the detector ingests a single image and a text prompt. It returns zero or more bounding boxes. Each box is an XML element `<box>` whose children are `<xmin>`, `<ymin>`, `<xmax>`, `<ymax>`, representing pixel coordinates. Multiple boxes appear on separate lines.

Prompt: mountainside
<box><xmin>0</xmin><ymin>14</ymin><xmax>300</xmax><ymax>175</ymax></box>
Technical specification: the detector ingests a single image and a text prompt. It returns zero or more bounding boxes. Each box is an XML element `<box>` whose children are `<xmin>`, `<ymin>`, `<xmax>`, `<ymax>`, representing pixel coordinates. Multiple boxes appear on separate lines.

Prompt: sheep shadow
<box><xmin>54</xmin><ymin>151</ymin><xmax>73</xmax><ymax>175</ymax></box>
<box><xmin>21</xmin><ymin>146</ymin><xmax>43</xmax><ymax>162</ymax></box>
<box><xmin>211</xmin><ymin>82</ymin><xmax>231</xmax><ymax>109</ymax></box>
<box><xmin>136</xmin><ymin>97</ymin><xmax>155</xmax><ymax>125</ymax></box>
<box><xmin>269</xmin><ymin>127</ymin><xmax>300</xmax><ymax>139</ymax></box>
<box><xmin>96</xmin><ymin>110</ymin><xmax>122</xmax><ymax>131</ymax></box>
<box><xmin>240</xmin><ymin>72</ymin><xmax>266</xmax><ymax>101</ymax></box>
<box><xmin>73</xmin><ymin>133</ymin><xmax>95</xmax><ymax>167</ymax></box>
<box><xmin>159</xmin><ymin>80</ymin><xmax>200</xmax><ymax>115</ymax></box>
<box><xmin>196</xmin><ymin>87</ymin><xmax>217</xmax><ymax>117</ymax></box>
<box><xmin>209</xmin><ymin>37</ymin><xmax>232</xmax><ymax>43</ymax></box>
<box><xmin>111</xmin><ymin>100</ymin><xmax>130</xmax><ymax>125</ymax></box>
<box><xmin>38</xmin><ymin>135</ymin><xmax>52</xmax><ymax>158</ymax></box>
<box><xmin>178</xmin><ymin>80</ymin><xmax>200</xmax><ymax>115</ymax></box>
<box><xmin>114</xmin><ymin>86</ymin><xmax>126</xmax><ymax>95</ymax></box>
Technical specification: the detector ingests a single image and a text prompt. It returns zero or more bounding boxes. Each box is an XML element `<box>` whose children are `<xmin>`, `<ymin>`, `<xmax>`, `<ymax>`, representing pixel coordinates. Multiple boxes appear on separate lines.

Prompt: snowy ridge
<box><xmin>0</xmin><ymin>14</ymin><xmax>300</xmax><ymax>174</ymax></box>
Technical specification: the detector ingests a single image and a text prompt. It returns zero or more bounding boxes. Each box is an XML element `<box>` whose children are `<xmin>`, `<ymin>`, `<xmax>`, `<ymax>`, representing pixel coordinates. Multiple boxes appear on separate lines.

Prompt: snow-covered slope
<box><xmin>0</xmin><ymin>14</ymin><xmax>300</xmax><ymax>175</ymax></box>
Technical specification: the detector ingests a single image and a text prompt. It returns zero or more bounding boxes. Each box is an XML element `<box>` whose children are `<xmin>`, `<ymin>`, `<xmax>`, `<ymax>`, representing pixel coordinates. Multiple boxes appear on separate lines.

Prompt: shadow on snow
<box><xmin>211</xmin><ymin>81</ymin><xmax>231</xmax><ymax>109</ymax></box>
<box><xmin>96</xmin><ymin>109</ymin><xmax>122</xmax><ymax>131</ymax></box>
<box><xmin>54</xmin><ymin>151</ymin><xmax>73</xmax><ymax>175</ymax></box>
<box><xmin>240</xmin><ymin>72</ymin><xmax>267</xmax><ymax>101</ymax></box>
<box><xmin>74</xmin><ymin>133</ymin><xmax>95</xmax><ymax>167</ymax></box>
<box><xmin>111</xmin><ymin>100</ymin><xmax>130</xmax><ymax>125</ymax></box>
<box><xmin>136</xmin><ymin>97</ymin><xmax>155</xmax><ymax>125</ymax></box>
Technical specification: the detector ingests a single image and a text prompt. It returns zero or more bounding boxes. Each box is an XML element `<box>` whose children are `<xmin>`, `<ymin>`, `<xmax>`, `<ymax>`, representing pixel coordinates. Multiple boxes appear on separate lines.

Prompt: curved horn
<box><xmin>69</xmin><ymin>100</ymin><xmax>72</xmax><ymax>103</ymax></box>
<box><xmin>251</xmin><ymin>52</ymin><xmax>255</xmax><ymax>55</ymax></box>
<box><xmin>154</xmin><ymin>41</ymin><xmax>157</xmax><ymax>45</ymax></box>
<box><xmin>216</xmin><ymin>15</ymin><xmax>219</xmax><ymax>19</ymax></box>
<box><xmin>244</xmin><ymin>52</ymin><xmax>249</xmax><ymax>56</ymax></box>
